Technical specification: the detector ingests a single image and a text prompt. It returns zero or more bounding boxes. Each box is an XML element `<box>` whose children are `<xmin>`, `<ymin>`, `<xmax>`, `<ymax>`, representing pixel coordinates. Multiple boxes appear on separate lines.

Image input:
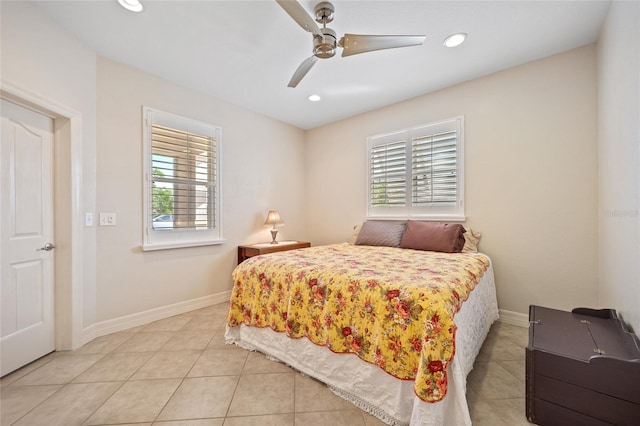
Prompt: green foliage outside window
<box><xmin>152</xmin><ymin>168</ymin><xmax>173</xmax><ymax>215</ymax></box>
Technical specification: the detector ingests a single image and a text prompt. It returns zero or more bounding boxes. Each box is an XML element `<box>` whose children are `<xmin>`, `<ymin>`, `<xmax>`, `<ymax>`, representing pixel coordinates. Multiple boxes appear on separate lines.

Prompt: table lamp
<box><xmin>264</xmin><ymin>210</ymin><xmax>284</xmax><ymax>244</ymax></box>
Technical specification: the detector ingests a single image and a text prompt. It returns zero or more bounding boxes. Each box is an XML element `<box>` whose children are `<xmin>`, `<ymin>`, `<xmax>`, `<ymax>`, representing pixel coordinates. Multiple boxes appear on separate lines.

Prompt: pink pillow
<box><xmin>400</xmin><ymin>220</ymin><xmax>466</xmax><ymax>253</ymax></box>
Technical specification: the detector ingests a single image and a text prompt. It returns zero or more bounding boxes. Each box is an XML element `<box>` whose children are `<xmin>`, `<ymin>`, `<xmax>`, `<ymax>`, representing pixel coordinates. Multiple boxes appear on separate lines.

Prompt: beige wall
<box><xmin>2</xmin><ymin>1</ymin><xmax>307</xmax><ymax>332</ymax></box>
<box><xmin>96</xmin><ymin>58</ymin><xmax>306</xmax><ymax>322</ymax></box>
<box><xmin>305</xmin><ymin>45</ymin><xmax>599</xmax><ymax>318</ymax></box>
<box><xmin>1</xmin><ymin>1</ymin><xmax>98</xmax><ymax>335</ymax></box>
<box><xmin>10</xmin><ymin>1</ymin><xmax>637</xmax><ymax>336</ymax></box>
<box><xmin>597</xmin><ymin>1</ymin><xmax>640</xmax><ymax>333</ymax></box>
<box><xmin>2</xmin><ymin>1</ymin><xmax>308</xmax><ymax>330</ymax></box>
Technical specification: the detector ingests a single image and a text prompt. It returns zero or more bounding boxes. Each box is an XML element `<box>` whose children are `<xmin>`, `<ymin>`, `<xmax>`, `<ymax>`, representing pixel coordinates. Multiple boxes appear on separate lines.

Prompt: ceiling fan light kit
<box><xmin>314</xmin><ymin>27</ymin><xmax>337</xmax><ymax>58</ymax></box>
<box><xmin>276</xmin><ymin>0</ymin><xmax>426</xmax><ymax>88</ymax></box>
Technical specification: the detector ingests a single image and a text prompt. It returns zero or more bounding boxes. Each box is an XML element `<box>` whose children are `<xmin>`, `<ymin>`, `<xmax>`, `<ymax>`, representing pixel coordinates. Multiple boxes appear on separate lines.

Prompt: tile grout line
<box><xmin>148</xmin><ymin>314</ymin><xmax>217</xmax><ymax>424</ymax></box>
<box><xmin>1</xmin><ymin>351</ymin><xmax>57</xmax><ymax>387</ymax></box>
<box><xmin>84</xmin><ymin>316</ymin><xmax>185</xmax><ymax>425</ymax></box>
<box><xmin>142</xmin><ymin>316</ymin><xmax>196</xmax><ymax>425</ymax></box>
<box><xmin>222</xmin><ymin>324</ymin><xmax>250</xmax><ymax>421</ymax></box>
<box><xmin>76</xmin><ymin>329</ymin><xmax>148</xmax><ymax>426</ymax></box>
<box><xmin>8</xmin><ymin>383</ymin><xmax>65</xmax><ymax>426</ymax></box>
<box><xmin>80</xmin><ymin>380</ymin><xmax>128</xmax><ymax>426</ymax></box>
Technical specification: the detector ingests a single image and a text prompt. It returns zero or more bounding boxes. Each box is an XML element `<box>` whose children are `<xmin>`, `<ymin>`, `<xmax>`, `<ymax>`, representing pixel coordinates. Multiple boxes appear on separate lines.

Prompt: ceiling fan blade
<box><xmin>288</xmin><ymin>56</ymin><xmax>318</xmax><ymax>88</ymax></box>
<box><xmin>340</xmin><ymin>34</ymin><xmax>426</xmax><ymax>57</ymax></box>
<box><xmin>276</xmin><ymin>0</ymin><xmax>323</xmax><ymax>37</ymax></box>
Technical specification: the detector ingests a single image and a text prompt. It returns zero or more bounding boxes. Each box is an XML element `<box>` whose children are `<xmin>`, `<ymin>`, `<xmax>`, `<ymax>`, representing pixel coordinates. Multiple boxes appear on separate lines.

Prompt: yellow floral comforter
<box><xmin>227</xmin><ymin>243</ymin><xmax>490</xmax><ymax>402</ymax></box>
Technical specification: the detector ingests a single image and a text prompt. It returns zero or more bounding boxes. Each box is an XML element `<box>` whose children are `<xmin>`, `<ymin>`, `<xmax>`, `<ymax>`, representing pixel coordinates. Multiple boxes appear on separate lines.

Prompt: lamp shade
<box><xmin>264</xmin><ymin>210</ymin><xmax>284</xmax><ymax>227</ymax></box>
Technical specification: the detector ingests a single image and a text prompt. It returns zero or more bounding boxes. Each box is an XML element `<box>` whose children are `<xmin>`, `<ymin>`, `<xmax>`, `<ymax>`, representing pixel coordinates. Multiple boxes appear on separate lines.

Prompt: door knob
<box><xmin>37</xmin><ymin>243</ymin><xmax>56</xmax><ymax>252</ymax></box>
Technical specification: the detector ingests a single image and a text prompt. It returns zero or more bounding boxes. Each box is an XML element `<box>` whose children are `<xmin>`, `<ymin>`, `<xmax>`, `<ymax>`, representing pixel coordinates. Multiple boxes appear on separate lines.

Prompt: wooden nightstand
<box><xmin>237</xmin><ymin>241</ymin><xmax>311</xmax><ymax>264</ymax></box>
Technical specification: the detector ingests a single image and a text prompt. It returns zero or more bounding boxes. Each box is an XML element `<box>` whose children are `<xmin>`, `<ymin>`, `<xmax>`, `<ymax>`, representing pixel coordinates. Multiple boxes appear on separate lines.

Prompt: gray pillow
<box><xmin>355</xmin><ymin>220</ymin><xmax>407</xmax><ymax>247</ymax></box>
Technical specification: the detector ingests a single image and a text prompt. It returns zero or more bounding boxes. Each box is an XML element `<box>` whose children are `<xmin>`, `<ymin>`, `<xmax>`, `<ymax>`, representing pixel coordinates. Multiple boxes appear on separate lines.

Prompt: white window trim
<box><xmin>141</xmin><ymin>106</ymin><xmax>224</xmax><ymax>251</ymax></box>
<box><xmin>365</xmin><ymin>116</ymin><xmax>465</xmax><ymax>222</ymax></box>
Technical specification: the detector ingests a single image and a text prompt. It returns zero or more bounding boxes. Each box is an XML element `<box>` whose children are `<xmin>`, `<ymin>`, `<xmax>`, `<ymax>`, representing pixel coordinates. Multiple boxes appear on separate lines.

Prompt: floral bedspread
<box><xmin>227</xmin><ymin>243</ymin><xmax>490</xmax><ymax>402</ymax></box>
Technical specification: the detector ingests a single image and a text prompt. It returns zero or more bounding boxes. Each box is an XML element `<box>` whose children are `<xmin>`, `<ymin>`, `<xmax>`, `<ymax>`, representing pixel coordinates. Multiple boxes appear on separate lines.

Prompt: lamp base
<box><xmin>270</xmin><ymin>229</ymin><xmax>279</xmax><ymax>244</ymax></box>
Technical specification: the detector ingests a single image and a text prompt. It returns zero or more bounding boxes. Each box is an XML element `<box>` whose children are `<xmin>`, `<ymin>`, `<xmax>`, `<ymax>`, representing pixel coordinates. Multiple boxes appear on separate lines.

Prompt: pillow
<box><xmin>399</xmin><ymin>220</ymin><xmax>466</xmax><ymax>253</ymax></box>
<box><xmin>355</xmin><ymin>220</ymin><xmax>407</xmax><ymax>247</ymax></box>
<box><xmin>462</xmin><ymin>228</ymin><xmax>482</xmax><ymax>253</ymax></box>
<box><xmin>346</xmin><ymin>223</ymin><xmax>362</xmax><ymax>244</ymax></box>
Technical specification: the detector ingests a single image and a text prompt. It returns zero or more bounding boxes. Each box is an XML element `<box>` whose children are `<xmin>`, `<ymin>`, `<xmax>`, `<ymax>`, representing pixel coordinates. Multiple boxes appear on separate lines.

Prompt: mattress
<box><xmin>225</xmin><ymin>245</ymin><xmax>499</xmax><ymax>425</ymax></box>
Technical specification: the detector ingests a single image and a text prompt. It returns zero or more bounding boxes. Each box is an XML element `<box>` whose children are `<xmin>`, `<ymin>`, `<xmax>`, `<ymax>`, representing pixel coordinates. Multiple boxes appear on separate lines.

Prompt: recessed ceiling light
<box><xmin>308</xmin><ymin>94</ymin><xmax>321</xmax><ymax>102</ymax></box>
<box><xmin>443</xmin><ymin>33</ymin><xmax>467</xmax><ymax>48</ymax></box>
<box><xmin>118</xmin><ymin>0</ymin><xmax>143</xmax><ymax>12</ymax></box>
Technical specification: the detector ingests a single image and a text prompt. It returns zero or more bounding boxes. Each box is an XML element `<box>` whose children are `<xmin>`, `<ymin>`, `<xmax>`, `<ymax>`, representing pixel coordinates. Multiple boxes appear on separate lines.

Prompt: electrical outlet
<box><xmin>99</xmin><ymin>213</ymin><xmax>117</xmax><ymax>226</ymax></box>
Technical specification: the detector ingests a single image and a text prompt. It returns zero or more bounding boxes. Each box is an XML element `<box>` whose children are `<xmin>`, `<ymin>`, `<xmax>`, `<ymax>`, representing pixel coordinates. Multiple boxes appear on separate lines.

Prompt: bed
<box><xmin>225</xmin><ymin>223</ymin><xmax>498</xmax><ymax>426</ymax></box>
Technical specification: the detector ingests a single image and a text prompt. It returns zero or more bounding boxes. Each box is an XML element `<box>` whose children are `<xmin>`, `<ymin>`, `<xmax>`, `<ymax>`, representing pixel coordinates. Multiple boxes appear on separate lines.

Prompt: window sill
<box><xmin>142</xmin><ymin>238</ymin><xmax>226</xmax><ymax>252</ymax></box>
<box><xmin>365</xmin><ymin>214</ymin><xmax>466</xmax><ymax>222</ymax></box>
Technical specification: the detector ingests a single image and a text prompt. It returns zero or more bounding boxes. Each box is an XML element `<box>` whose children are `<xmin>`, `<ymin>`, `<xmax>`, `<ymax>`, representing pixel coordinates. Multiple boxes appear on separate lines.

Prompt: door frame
<box><xmin>1</xmin><ymin>80</ymin><xmax>86</xmax><ymax>351</ymax></box>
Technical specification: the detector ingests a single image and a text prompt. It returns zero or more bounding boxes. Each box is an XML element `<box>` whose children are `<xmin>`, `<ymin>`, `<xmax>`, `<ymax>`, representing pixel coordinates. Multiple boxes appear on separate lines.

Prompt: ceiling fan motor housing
<box><xmin>314</xmin><ymin>27</ymin><xmax>337</xmax><ymax>58</ymax></box>
<box><xmin>276</xmin><ymin>0</ymin><xmax>426</xmax><ymax>87</ymax></box>
<box><xmin>314</xmin><ymin>2</ymin><xmax>335</xmax><ymax>24</ymax></box>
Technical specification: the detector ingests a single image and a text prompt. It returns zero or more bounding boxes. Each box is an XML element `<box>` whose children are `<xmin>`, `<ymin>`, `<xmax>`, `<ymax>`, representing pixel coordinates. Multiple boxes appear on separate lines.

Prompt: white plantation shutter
<box><xmin>367</xmin><ymin>117</ymin><xmax>464</xmax><ymax>220</ymax></box>
<box><xmin>143</xmin><ymin>107</ymin><xmax>222</xmax><ymax>251</ymax></box>
<box><xmin>151</xmin><ymin>125</ymin><xmax>216</xmax><ymax>230</ymax></box>
<box><xmin>412</xmin><ymin>130</ymin><xmax>457</xmax><ymax>205</ymax></box>
<box><xmin>370</xmin><ymin>138</ymin><xmax>407</xmax><ymax>206</ymax></box>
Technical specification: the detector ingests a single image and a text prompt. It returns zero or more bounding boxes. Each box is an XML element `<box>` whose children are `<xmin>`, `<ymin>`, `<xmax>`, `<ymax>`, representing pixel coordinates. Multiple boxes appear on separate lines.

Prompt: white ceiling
<box><xmin>34</xmin><ymin>0</ymin><xmax>610</xmax><ymax>130</ymax></box>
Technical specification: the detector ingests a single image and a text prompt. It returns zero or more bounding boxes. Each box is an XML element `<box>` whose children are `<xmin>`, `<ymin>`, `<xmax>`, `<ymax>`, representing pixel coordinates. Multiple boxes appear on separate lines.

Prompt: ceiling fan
<box><xmin>276</xmin><ymin>0</ymin><xmax>426</xmax><ymax>88</ymax></box>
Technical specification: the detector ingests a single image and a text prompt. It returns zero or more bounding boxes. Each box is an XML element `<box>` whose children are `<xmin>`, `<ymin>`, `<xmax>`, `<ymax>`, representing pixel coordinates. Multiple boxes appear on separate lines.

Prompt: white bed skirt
<box><xmin>225</xmin><ymin>261</ymin><xmax>499</xmax><ymax>426</ymax></box>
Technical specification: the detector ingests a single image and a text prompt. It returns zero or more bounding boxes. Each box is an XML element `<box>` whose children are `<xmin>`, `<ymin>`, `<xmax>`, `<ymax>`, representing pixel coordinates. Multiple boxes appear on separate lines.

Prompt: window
<box><xmin>142</xmin><ymin>107</ymin><xmax>222</xmax><ymax>250</ymax></box>
<box><xmin>367</xmin><ymin>116</ymin><xmax>464</xmax><ymax>220</ymax></box>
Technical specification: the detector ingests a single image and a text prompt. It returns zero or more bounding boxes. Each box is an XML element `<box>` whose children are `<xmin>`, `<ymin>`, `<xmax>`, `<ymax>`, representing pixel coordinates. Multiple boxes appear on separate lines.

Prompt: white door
<box><xmin>0</xmin><ymin>99</ymin><xmax>55</xmax><ymax>376</ymax></box>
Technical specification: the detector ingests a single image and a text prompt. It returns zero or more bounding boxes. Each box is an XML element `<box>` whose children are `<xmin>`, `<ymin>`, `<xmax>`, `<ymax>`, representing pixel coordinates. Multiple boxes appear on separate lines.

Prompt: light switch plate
<box><xmin>85</xmin><ymin>212</ymin><xmax>93</xmax><ymax>227</ymax></box>
<box><xmin>99</xmin><ymin>213</ymin><xmax>117</xmax><ymax>226</ymax></box>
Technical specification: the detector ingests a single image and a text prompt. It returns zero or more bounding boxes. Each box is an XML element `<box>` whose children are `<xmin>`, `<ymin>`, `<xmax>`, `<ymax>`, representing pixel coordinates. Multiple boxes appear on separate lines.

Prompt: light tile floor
<box><xmin>1</xmin><ymin>303</ymin><xmax>530</xmax><ymax>426</ymax></box>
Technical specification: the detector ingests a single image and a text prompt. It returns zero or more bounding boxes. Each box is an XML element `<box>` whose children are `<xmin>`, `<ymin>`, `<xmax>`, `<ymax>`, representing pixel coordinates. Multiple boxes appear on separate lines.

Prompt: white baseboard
<box><xmin>498</xmin><ymin>309</ymin><xmax>529</xmax><ymax>328</ymax></box>
<box><xmin>82</xmin><ymin>291</ymin><xmax>231</xmax><ymax>346</ymax></box>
